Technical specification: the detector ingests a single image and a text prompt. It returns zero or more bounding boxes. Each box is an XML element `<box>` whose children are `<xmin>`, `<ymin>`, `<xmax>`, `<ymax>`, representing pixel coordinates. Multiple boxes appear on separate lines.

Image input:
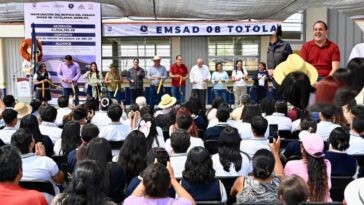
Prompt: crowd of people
<box><xmin>0</xmin><ymin>20</ymin><xmax>363</xmax><ymax>205</ymax></box>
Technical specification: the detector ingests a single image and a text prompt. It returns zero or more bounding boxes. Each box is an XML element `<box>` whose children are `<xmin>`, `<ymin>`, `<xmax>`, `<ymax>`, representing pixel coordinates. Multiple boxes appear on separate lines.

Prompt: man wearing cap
<box><xmin>189</xmin><ymin>58</ymin><xmax>211</xmax><ymax>114</ymax></box>
<box><xmin>300</xmin><ymin>21</ymin><xmax>340</xmax><ymax>79</ymax></box>
<box><xmin>147</xmin><ymin>56</ymin><xmax>168</xmax><ymax>110</ymax></box>
<box><xmin>127</xmin><ymin>58</ymin><xmax>145</xmax><ymax>103</ymax></box>
<box><xmin>169</xmin><ymin>55</ymin><xmax>188</xmax><ymax>104</ymax></box>
<box><xmin>57</xmin><ymin>55</ymin><xmax>81</xmax><ymax>105</ymax></box>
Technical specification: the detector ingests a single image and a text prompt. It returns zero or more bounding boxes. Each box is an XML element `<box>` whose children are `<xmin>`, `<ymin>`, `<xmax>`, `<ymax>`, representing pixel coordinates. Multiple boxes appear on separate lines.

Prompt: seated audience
<box><xmin>85</xmin><ymin>138</ymin><xmax>125</xmax><ymax>203</ymax></box>
<box><xmin>53</xmin><ymin>121</ymin><xmax>81</xmax><ymax>156</ymax></box>
<box><xmin>260</xmin><ymin>97</ymin><xmax>275</xmax><ymax>117</ymax></box>
<box><xmin>188</xmin><ymin>97</ymin><xmax>207</xmax><ymax>131</ymax></box>
<box><xmin>284</xmin><ymin>131</ymin><xmax>332</xmax><ymax>202</ymax></box>
<box><xmin>71</xmin><ymin>105</ymin><xmax>89</xmax><ymax>125</ymax></box>
<box><xmin>39</xmin><ymin>105</ymin><xmax>62</xmax><ymax>142</ymax></box>
<box><xmin>231</xmin><ymin>94</ymin><xmax>251</xmax><ymax>121</ymax></box>
<box><xmin>3</xmin><ymin>95</ymin><xmax>16</xmax><ymax>109</ymax></box>
<box><xmin>169</xmin><ymin>107</ymin><xmax>199</xmax><ymax>137</ymax></box>
<box><xmin>206</xmin><ymin>97</ymin><xmax>224</xmax><ymax>122</ymax></box>
<box><xmin>169</xmin><ymin>129</ymin><xmax>191</xmax><ymax>178</ymax></box>
<box><xmin>240</xmin><ymin>116</ymin><xmax>269</xmax><ymax>158</ymax></box>
<box><xmin>30</xmin><ymin>99</ymin><xmax>41</xmax><ymax>118</ymax></box>
<box><xmin>67</xmin><ymin>123</ymin><xmax>99</xmax><ymax>172</ymax></box>
<box><xmin>11</xmin><ymin>129</ymin><xmax>65</xmax><ymax>196</ymax></box>
<box><xmin>212</xmin><ymin>127</ymin><xmax>252</xmax><ymax>177</ymax></box>
<box><xmin>125</xmin><ymin>147</ymin><xmax>173</xmax><ymax>198</ymax></box>
<box><xmin>316</xmin><ymin>104</ymin><xmax>341</xmax><ymax>141</ymax></box>
<box><xmin>231</xmin><ymin>139</ymin><xmax>284</xmax><ymax>203</ymax></box>
<box><xmin>123</xmin><ymin>163</ymin><xmax>195</xmax><ymax>205</ymax></box>
<box><xmin>91</xmin><ymin>98</ymin><xmax>112</xmax><ymax>129</ymax></box>
<box><xmin>204</xmin><ymin>103</ymin><xmax>231</xmax><ymax>141</ymax></box>
<box><xmin>20</xmin><ymin>114</ymin><xmax>54</xmax><ymax>157</ymax></box>
<box><xmin>165</xmin><ymin>114</ymin><xmax>204</xmax><ymax>154</ymax></box>
<box><xmin>55</xmin><ymin>96</ymin><xmax>72</xmax><ymax>127</ymax></box>
<box><xmin>116</xmin><ymin>130</ymin><xmax>147</xmax><ymax>183</ymax></box>
<box><xmin>235</xmin><ymin>103</ymin><xmax>262</xmax><ymax>140</ymax></box>
<box><xmin>99</xmin><ymin>104</ymin><xmax>131</xmax><ymax>141</ymax></box>
<box><xmin>14</xmin><ymin>102</ymin><xmax>32</xmax><ymax>126</ymax></box>
<box><xmin>181</xmin><ymin>147</ymin><xmax>227</xmax><ymax>202</ymax></box>
<box><xmin>0</xmin><ymin>145</ymin><xmax>47</xmax><ymax>205</ymax></box>
<box><xmin>325</xmin><ymin>127</ymin><xmax>356</xmax><ymax>177</ymax></box>
<box><xmin>155</xmin><ymin>94</ymin><xmax>177</xmax><ymax>121</ymax></box>
<box><xmin>278</xmin><ymin>175</ymin><xmax>309</xmax><ymax>205</ymax></box>
<box><xmin>265</xmin><ymin>101</ymin><xmax>292</xmax><ymax>132</ymax></box>
<box><xmin>0</xmin><ymin>109</ymin><xmax>18</xmax><ymax>144</ymax></box>
<box><xmin>51</xmin><ymin>160</ymin><xmax>116</xmax><ymax>205</ymax></box>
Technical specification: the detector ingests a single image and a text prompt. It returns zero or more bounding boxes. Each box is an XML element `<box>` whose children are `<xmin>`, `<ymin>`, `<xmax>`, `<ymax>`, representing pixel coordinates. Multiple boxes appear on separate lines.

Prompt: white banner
<box><xmin>104</xmin><ymin>21</ymin><xmax>280</xmax><ymax>37</ymax></box>
<box><xmin>24</xmin><ymin>1</ymin><xmax>102</xmax><ymax>83</ymax></box>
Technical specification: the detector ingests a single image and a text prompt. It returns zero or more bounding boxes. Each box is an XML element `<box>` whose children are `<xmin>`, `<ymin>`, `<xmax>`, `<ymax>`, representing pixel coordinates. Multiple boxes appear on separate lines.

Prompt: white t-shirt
<box><xmin>55</xmin><ymin>107</ymin><xmax>72</xmax><ymax>127</ymax></box>
<box><xmin>39</xmin><ymin>122</ymin><xmax>63</xmax><ymax>143</ymax></box>
<box><xmin>265</xmin><ymin>113</ymin><xmax>292</xmax><ymax>131</ymax></box>
<box><xmin>211</xmin><ymin>153</ymin><xmax>252</xmax><ymax>177</ymax></box>
<box><xmin>21</xmin><ymin>153</ymin><xmax>60</xmax><ymax>194</ymax></box>
<box><xmin>240</xmin><ymin>138</ymin><xmax>270</xmax><ymax>158</ymax></box>
<box><xmin>0</xmin><ymin>127</ymin><xmax>17</xmax><ymax>144</ymax></box>
<box><xmin>291</xmin><ymin>119</ymin><xmax>301</xmax><ymax>133</ymax></box>
<box><xmin>153</xmin><ymin>127</ymin><xmax>165</xmax><ymax>148</ymax></box>
<box><xmin>90</xmin><ymin>111</ymin><xmax>111</xmax><ymax>129</ymax></box>
<box><xmin>232</xmin><ymin>121</ymin><xmax>255</xmax><ymax>140</ymax></box>
<box><xmin>346</xmin><ymin>132</ymin><xmax>364</xmax><ymax>155</ymax></box>
<box><xmin>316</xmin><ymin>121</ymin><xmax>341</xmax><ymax>141</ymax></box>
<box><xmin>53</xmin><ymin>139</ymin><xmax>63</xmax><ymax>156</ymax></box>
<box><xmin>232</xmin><ymin>69</ymin><xmax>248</xmax><ymax>87</ymax></box>
<box><xmin>169</xmin><ymin>153</ymin><xmax>188</xmax><ymax>179</ymax></box>
<box><xmin>165</xmin><ymin>136</ymin><xmax>204</xmax><ymax>154</ymax></box>
<box><xmin>99</xmin><ymin>122</ymin><xmax>132</xmax><ymax>141</ymax></box>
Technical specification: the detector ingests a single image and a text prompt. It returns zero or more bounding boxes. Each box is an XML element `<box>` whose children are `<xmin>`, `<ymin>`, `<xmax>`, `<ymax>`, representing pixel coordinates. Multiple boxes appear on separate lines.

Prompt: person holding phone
<box><xmin>240</xmin><ymin>116</ymin><xmax>270</xmax><ymax>158</ymax></box>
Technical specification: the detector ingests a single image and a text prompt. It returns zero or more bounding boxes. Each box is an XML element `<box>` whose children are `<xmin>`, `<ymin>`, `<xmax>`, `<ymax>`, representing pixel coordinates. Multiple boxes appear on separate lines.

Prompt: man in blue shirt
<box><xmin>147</xmin><ymin>56</ymin><xmax>168</xmax><ymax>110</ymax></box>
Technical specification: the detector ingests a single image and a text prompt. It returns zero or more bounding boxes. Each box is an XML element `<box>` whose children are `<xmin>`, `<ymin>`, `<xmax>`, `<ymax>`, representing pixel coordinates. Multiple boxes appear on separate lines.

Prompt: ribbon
<box><xmin>179</xmin><ymin>76</ymin><xmax>183</xmax><ymax>96</ymax></box>
<box><xmin>139</xmin><ymin>120</ymin><xmax>152</xmax><ymax>138</ymax></box>
<box><xmin>47</xmin><ymin>82</ymin><xmax>63</xmax><ymax>89</ymax></box>
<box><xmin>95</xmin><ymin>85</ymin><xmax>100</xmax><ymax>101</ymax></box>
<box><xmin>71</xmin><ymin>82</ymin><xmax>76</xmax><ymax>100</ymax></box>
<box><xmin>157</xmin><ymin>78</ymin><xmax>163</xmax><ymax>94</ymax></box>
<box><xmin>114</xmin><ymin>81</ymin><xmax>119</xmax><ymax>97</ymax></box>
<box><xmin>41</xmin><ymin>81</ymin><xmax>45</xmax><ymax>98</ymax></box>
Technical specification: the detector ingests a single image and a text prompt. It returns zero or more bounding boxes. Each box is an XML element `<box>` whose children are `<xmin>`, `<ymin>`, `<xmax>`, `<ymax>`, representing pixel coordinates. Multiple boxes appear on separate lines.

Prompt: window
<box><xmin>102</xmin><ymin>37</ymin><xmax>171</xmax><ymax>72</ymax></box>
<box><xmin>208</xmin><ymin>36</ymin><xmax>260</xmax><ymax>74</ymax></box>
<box><xmin>281</xmin><ymin>11</ymin><xmax>305</xmax><ymax>41</ymax></box>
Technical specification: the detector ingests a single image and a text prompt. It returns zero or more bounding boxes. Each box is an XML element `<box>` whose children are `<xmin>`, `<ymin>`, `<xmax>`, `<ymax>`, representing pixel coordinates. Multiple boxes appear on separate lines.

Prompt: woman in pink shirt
<box><xmin>284</xmin><ymin>131</ymin><xmax>332</xmax><ymax>202</ymax></box>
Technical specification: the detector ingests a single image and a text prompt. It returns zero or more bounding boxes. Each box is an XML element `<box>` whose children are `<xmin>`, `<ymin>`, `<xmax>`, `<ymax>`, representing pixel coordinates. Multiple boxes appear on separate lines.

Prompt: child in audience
<box><xmin>278</xmin><ymin>175</ymin><xmax>309</xmax><ymax>205</ymax></box>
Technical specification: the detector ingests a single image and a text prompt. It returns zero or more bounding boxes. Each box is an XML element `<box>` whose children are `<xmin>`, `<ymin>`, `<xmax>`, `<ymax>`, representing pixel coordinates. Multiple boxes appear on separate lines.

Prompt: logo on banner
<box><xmin>78</xmin><ymin>4</ymin><xmax>85</xmax><ymax>9</ymax></box>
<box><xmin>68</xmin><ymin>3</ymin><xmax>74</xmax><ymax>9</ymax></box>
<box><xmin>140</xmin><ymin>25</ymin><xmax>148</xmax><ymax>33</ymax></box>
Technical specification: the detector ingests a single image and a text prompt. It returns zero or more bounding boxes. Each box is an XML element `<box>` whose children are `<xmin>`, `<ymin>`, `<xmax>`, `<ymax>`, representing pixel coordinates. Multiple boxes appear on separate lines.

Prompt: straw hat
<box><xmin>14</xmin><ymin>102</ymin><xmax>32</xmax><ymax>118</ymax></box>
<box><xmin>153</xmin><ymin>56</ymin><xmax>161</xmax><ymax>61</ymax></box>
<box><xmin>274</xmin><ymin>54</ymin><xmax>318</xmax><ymax>85</ymax></box>
<box><xmin>158</xmin><ymin>94</ymin><xmax>177</xmax><ymax>109</ymax></box>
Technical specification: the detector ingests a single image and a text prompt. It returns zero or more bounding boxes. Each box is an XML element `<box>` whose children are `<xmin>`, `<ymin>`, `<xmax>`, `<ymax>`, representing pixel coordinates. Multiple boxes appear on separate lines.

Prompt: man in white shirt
<box><xmin>316</xmin><ymin>104</ymin><xmax>341</xmax><ymax>141</ymax></box>
<box><xmin>165</xmin><ymin>115</ymin><xmax>204</xmax><ymax>154</ymax></box>
<box><xmin>11</xmin><ymin>129</ymin><xmax>65</xmax><ymax>195</ymax></box>
<box><xmin>39</xmin><ymin>105</ymin><xmax>62</xmax><ymax>143</ymax></box>
<box><xmin>0</xmin><ymin>109</ymin><xmax>18</xmax><ymax>144</ymax></box>
<box><xmin>169</xmin><ymin>129</ymin><xmax>190</xmax><ymax>179</ymax></box>
<box><xmin>99</xmin><ymin>104</ymin><xmax>131</xmax><ymax>141</ymax></box>
<box><xmin>190</xmin><ymin>58</ymin><xmax>211</xmax><ymax>113</ymax></box>
<box><xmin>240</xmin><ymin>116</ymin><xmax>270</xmax><ymax>158</ymax></box>
<box><xmin>346</xmin><ymin>105</ymin><xmax>364</xmax><ymax>155</ymax></box>
<box><xmin>265</xmin><ymin>101</ymin><xmax>292</xmax><ymax>133</ymax></box>
<box><xmin>55</xmin><ymin>96</ymin><xmax>72</xmax><ymax>127</ymax></box>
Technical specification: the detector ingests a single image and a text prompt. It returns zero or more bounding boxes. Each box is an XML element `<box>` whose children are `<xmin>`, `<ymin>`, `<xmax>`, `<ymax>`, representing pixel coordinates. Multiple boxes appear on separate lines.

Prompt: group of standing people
<box><xmin>34</xmin><ymin>20</ymin><xmax>342</xmax><ymax>109</ymax></box>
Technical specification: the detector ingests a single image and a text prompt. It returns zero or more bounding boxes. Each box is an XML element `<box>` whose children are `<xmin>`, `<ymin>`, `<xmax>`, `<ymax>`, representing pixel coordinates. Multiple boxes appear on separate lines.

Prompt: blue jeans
<box><xmin>108</xmin><ymin>90</ymin><xmax>123</xmax><ymax>102</ymax></box>
<box><xmin>63</xmin><ymin>86</ymin><xmax>79</xmax><ymax>105</ymax></box>
<box><xmin>149</xmin><ymin>85</ymin><xmax>163</xmax><ymax>110</ymax></box>
<box><xmin>171</xmin><ymin>86</ymin><xmax>185</xmax><ymax>104</ymax></box>
<box><xmin>213</xmin><ymin>89</ymin><xmax>228</xmax><ymax>103</ymax></box>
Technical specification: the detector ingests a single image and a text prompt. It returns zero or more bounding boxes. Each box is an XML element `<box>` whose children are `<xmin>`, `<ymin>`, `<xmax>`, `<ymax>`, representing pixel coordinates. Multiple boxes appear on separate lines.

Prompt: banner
<box><xmin>104</xmin><ymin>21</ymin><xmax>280</xmax><ymax>37</ymax></box>
<box><xmin>24</xmin><ymin>1</ymin><xmax>102</xmax><ymax>83</ymax></box>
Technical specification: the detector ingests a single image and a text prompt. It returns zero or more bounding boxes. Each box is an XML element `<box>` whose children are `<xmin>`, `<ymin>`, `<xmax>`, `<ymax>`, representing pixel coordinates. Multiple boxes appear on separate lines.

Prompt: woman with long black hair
<box><xmin>83</xmin><ymin>62</ymin><xmax>103</xmax><ymax>99</ymax></box>
<box><xmin>139</xmin><ymin>113</ymin><xmax>164</xmax><ymax>149</ymax></box>
<box><xmin>232</xmin><ymin>60</ymin><xmax>248</xmax><ymax>108</ymax></box>
<box><xmin>53</xmin><ymin>121</ymin><xmax>81</xmax><ymax>156</ymax></box>
<box><xmin>51</xmin><ymin>160</ymin><xmax>116</xmax><ymax>205</ymax></box>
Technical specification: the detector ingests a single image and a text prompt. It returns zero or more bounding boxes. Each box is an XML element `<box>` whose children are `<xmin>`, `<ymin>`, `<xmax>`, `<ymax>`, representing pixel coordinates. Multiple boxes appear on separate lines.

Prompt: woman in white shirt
<box><xmin>231</xmin><ymin>60</ymin><xmax>248</xmax><ymax>108</ymax></box>
<box><xmin>212</xmin><ymin>127</ymin><xmax>252</xmax><ymax>177</ymax></box>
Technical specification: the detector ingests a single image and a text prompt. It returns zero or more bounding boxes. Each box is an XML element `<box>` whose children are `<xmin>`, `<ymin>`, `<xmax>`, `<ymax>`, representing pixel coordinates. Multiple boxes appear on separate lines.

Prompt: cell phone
<box><xmin>269</xmin><ymin>124</ymin><xmax>278</xmax><ymax>143</ymax></box>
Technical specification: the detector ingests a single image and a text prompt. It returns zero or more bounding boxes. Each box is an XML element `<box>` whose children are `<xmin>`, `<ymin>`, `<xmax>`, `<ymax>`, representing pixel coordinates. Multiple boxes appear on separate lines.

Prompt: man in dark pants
<box><xmin>189</xmin><ymin>58</ymin><xmax>211</xmax><ymax>114</ymax></box>
<box><xmin>57</xmin><ymin>55</ymin><xmax>81</xmax><ymax>105</ymax></box>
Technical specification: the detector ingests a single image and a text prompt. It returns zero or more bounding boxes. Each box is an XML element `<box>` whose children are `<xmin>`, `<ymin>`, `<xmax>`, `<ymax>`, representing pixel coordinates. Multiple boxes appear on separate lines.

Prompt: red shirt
<box><xmin>170</xmin><ymin>63</ymin><xmax>188</xmax><ymax>87</ymax></box>
<box><xmin>300</xmin><ymin>39</ymin><xmax>340</xmax><ymax>77</ymax></box>
<box><xmin>0</xmin><ymin>183</ymin><xmax>48</xmax><ymax>205</ymax></box>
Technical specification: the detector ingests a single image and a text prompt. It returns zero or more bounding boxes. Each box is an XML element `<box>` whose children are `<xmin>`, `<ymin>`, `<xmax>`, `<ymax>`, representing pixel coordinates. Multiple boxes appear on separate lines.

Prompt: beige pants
<box><xmin>233</xmin><ymin>86</ymin><xmax>247</xmax><ymax>108</ymax></box>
